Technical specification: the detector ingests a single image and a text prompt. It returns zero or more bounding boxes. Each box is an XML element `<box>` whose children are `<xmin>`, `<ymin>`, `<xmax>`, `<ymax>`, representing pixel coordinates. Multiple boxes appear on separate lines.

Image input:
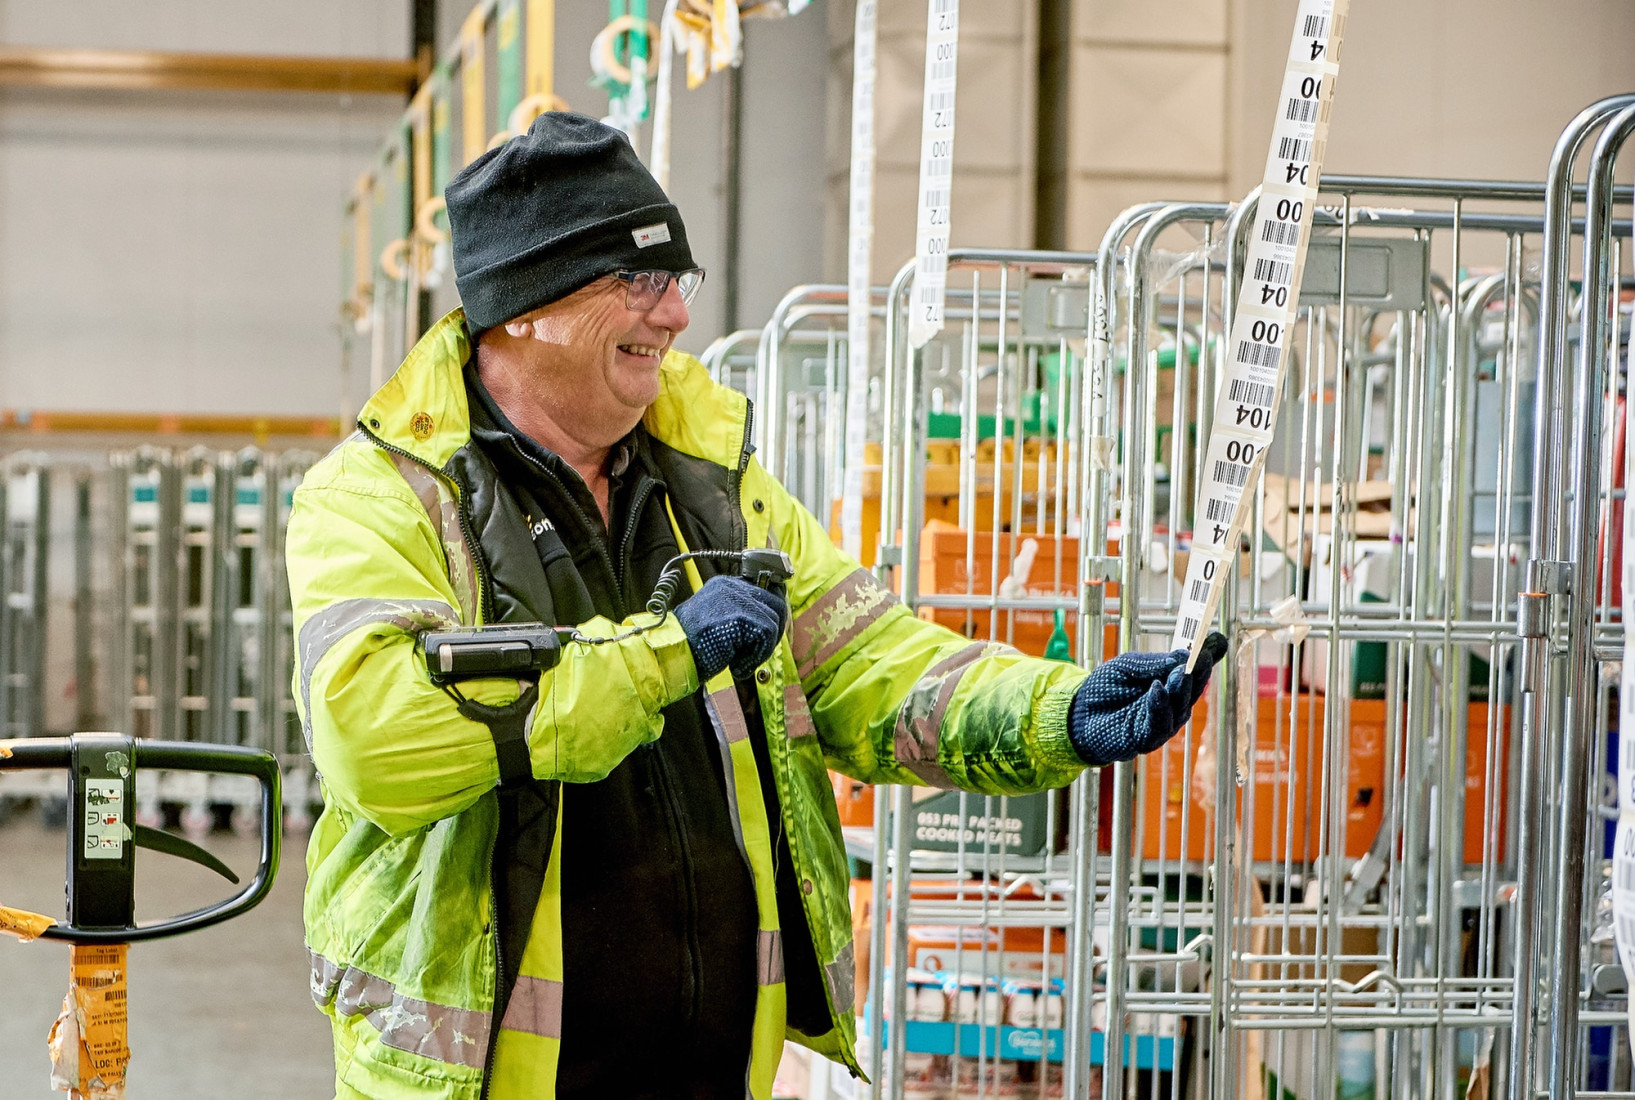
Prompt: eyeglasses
<box><xmin>613</xmin><ymin>268</ymin><xmax>705</xmax><ymax>311</ymax></box>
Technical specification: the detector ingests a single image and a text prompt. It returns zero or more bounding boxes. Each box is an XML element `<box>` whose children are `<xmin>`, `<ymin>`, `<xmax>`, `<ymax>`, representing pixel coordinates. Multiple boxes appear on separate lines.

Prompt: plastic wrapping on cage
<box><xmin>1618</xmin><ymin>403</ymin><xmax>1635</xmax><ymax>1056</ymax></box>
<box><xmin>1148</xmin><ymin>228</ymin><xmax>1230</xmax><ymax>293</ymax></box>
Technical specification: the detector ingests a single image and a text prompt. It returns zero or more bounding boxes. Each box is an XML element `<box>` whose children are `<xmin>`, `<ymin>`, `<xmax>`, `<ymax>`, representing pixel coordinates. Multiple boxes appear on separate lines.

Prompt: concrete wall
<box><xmin>0</xmin><ymin>1</ymin><xmax>408</xmax><ymax>420</ymax></box>
<box><xmin>0</xmin><ymin>1</ymin><xmax>833</xmax><ymax>420</ymax></box>
<box><xmin>825</xmin><ymin>0</ymin><xmax>1635</xmax><ymax>262</ymax></box>
<box><xmin>1230</xmin><ymin>0</ymin><xmax>1635</xmax><ymax>193</ymax></box>
<box><xmin>824</xmin><ymin>0</ymin><xmax>1040</xmax><ymax>285</ymax></box>
<box><xmin>1063</xmin><ymin>0</ymin><xmax>1230</xmax><ymax>250</ymax></box>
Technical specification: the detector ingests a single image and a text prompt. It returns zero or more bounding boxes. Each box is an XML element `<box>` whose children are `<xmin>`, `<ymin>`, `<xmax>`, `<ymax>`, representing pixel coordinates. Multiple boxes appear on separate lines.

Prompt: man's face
<box><xmin>502</xmin><ymin>272</ymin><xmax>691</xmax><ymax>434</ymax></box>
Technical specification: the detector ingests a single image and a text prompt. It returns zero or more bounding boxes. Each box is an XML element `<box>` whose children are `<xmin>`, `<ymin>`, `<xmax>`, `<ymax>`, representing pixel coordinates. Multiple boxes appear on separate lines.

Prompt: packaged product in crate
<box><xmin>1002</xmin><ymin>977</ymin><xmax>1064</xmax><ymax>1029</ymax></box>
<box><xmin>945</xmin><ymin>974</ymin><xmax>1006</xmax><ymax>1026</ymax></box>
<box><xmin>952</xmin><ymin>1054</ymin><xmax>1020</xmax><ymax>1096</ymax></box>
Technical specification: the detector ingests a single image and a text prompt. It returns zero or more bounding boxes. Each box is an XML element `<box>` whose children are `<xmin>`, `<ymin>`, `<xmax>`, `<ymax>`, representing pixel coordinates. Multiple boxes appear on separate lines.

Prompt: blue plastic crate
<box><xmin>874</xmin><ymin>1020</ymin><xmax>1175</xmax><ymax>1071</ymax></box>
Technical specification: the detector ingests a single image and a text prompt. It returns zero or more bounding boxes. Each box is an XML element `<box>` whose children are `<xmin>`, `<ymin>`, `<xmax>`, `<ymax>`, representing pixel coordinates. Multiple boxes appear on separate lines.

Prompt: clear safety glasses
<box><xmin>613</xmin><ymin>268</ymin><xmax>706</xmax><ymax>311</ymax></box>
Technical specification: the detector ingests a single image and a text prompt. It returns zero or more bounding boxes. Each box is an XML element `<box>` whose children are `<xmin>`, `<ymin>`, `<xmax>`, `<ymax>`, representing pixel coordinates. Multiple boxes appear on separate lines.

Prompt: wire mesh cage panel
<box><xmin>851</xmin><ymin>153</ymin><xmax>1634</xmax><ymax>1100</ymax></box>
<box><xmin>755</xmin><ymin>285</ymin><xmax>890</xmax><ymax>547</ymax></box>
<box><xmin>270</xmin><ymin>449</ymin><xmax>320</xmax><ymax>829</ymax></box>
<box><xmin>219</xmin><ymin>448</ymin><xmax>274</xmax><ymax>754</ymax></box>
<box><xmin>109</xmin><ymin>447</ymin><xmax>177</xmax><ymax>752</ymax></box>
<box><xmin>101</xmin><ymin>446</ymin><xmax>320</xmax><ymax>833</ymax></box>
<box><xmin>701</xmin><ymin>327</ymin><xmax>764</xmax><ymax>397</ymax></box>
<box><xmin>0</xmin><ymin>454</ymin><xmax>50</xmax><ymax>745</ymax></box>
<box><xmin>863</xmin><ymin>248</ymin><xmax>1110</xmax><ymax>1100</ymax></box>
<box><xmin>1097</xmin><ymin>175</ymin><xmax>1634</xmax><ymax>1100</ymax></box>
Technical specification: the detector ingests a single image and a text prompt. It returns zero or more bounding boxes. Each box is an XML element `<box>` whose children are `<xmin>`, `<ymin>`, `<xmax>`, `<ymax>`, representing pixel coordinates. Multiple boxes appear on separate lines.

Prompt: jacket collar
<box><xmin>358</xmin><ymin>307</ymin><xmax>750</xmax><ymax>476</ymax></box>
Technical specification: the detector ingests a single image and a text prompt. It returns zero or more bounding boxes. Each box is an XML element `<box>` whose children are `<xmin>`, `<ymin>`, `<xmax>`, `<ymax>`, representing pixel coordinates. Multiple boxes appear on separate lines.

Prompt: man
<box><xmin>288</xmin><ymin>112</ymin><xmax>1225</xmax><ymax>1100</ymax></box>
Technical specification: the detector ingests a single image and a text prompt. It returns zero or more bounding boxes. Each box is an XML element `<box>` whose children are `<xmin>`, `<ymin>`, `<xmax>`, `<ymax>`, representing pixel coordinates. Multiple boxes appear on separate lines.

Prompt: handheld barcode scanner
<box><xmin>423</xmin><ymin>547</ymin><xmax>794</xmax><ymax>684</ymax></box>
<box><xmin>0</xmin><ymin>734</ymin><xmax>281</xmax><ymax>1096</ymax></box>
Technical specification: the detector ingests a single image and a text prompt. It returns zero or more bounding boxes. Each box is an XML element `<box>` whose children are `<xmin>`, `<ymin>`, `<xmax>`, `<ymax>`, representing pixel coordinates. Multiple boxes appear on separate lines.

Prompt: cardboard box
<box><xmin>908</xmin><ymin>786</ymin><xmax>1052</xmax><ymax>859</ymax></box>
<box><xmin>832</xmin><ymin>771</ymin><xmax>874</xmax><ymax>827</ymax></box>
<box><xmin>916</xmin><ymin>521</ymin><xmax>1117</xmax><ymax>659</ymax></box>
<box><xmin>1140</xmin><ymin>693</ymin><xmax>1383</xmax><ymax>864</ymax></box>
<box><xmin>1142</xmin><ymin>694</ymin><xmax>1508</xmax><ymax>865</ymax></box>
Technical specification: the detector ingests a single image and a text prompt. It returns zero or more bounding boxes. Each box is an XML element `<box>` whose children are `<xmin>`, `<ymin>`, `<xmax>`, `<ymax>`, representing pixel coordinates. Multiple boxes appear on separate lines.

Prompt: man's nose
<box><xmin>646</xmin><ymin>278</ymin><xmax>691</xmax><ymax>333</ymax></box>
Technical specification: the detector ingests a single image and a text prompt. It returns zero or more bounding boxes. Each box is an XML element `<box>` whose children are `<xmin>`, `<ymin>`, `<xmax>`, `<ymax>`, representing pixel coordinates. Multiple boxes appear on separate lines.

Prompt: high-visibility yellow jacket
<box><xmin>288</xmin><ymin>309</ymin><xmax>1092</xmax><ymax>1099</ymax></box>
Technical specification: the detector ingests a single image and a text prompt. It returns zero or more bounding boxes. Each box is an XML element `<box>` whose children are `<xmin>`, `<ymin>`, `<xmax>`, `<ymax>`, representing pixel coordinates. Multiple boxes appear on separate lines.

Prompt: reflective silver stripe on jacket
<box><xmin>825</xmin><ymin>941</ymin><xmax>856</xmax><ymax>1013</ymax></box>
<box><xmin>782</xmin><ymin>682</ymin><xmax>816</xmax><ymax>738</ymax></box>
<box><xmin>297</xmin><ymin>598</ymin><xmax>458</xmax><ymax>751</ymax></box>
<box><xmin>386</xmin><ymin>451</ymin><xmax>480</xmax><ymax>623</ymax></box>
<box><xmin>703</xmin><ymin>687</ymin><xmax>751</xmax><ymax>860</ymax></box>
<box><xmin>310</xmin><ymin>950</ymin><xmax>490</xmax><ymax>1069</ymax></box>
<box><xmin>791</xmin><ymin>568</ymin><xmax>898</xmax><ymax>680</ymax></box>
<box><xmin>757</xmin><ymin>928</ymin><xmax>785</xmax><ymax>986</ymax></box>
<box><xmin>500</xmin><ymin>975</ymin><xmax>564</xmax><ymax>1040</ymax></box>
<box><xmin>892</xmin><ymin>642</ymin><xmax>993</xmax><ymax>789</ymax></box>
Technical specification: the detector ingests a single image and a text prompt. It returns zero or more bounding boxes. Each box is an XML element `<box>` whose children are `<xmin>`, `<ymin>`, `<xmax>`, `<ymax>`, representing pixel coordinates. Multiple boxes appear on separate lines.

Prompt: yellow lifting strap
<box><xmin>489</xmin><ymin>807</ymin><xmax>565</xmax><ymax>1098</ymax></box>
<box><xmin>664</xmin><ymin>496</ymin><xmax>787</xmax><ymax>1100</ymax></box>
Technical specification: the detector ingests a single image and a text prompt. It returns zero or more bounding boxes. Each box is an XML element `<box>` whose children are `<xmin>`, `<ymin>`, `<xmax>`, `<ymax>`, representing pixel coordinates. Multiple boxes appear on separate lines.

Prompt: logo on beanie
<box><xmin>632</xmin><ymin>222</ymin><xmax>672</xmax><ymax>248</ymax></box>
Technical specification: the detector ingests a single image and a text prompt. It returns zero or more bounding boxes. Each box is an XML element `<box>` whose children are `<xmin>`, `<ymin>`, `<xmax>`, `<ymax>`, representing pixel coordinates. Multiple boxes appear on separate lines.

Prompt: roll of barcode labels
<box><xmin>907</xmin><ymin>0</ymin><xmax>958</xmax><ymax>351</ymax></box>
<box><xmin>1171</xmin><ymin>0</ymin><xmax>1349</xmax><ymax>662</ymax></box>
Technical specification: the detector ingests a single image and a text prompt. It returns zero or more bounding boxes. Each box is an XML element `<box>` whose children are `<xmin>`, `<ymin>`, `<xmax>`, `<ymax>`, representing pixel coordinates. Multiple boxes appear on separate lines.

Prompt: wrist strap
<box><xmin>457</xmin><ymin>681</ymin><xmax>539</xmax><ymax>788</ymax></box>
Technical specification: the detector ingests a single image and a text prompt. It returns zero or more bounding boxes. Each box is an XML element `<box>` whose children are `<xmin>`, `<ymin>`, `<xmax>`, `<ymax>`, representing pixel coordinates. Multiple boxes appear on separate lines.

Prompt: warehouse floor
<box><xmin>0</xmin><ymin>809</ymin><xmax>333</xmax><ymax>1098</ymax></box>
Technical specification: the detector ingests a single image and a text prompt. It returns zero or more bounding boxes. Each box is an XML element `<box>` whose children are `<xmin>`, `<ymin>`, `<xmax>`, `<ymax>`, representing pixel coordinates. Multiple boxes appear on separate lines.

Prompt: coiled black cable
<box><xmin>573</xmin><ymin>549</ymin><xmax>753</xmax><ymax>646</ymax></box>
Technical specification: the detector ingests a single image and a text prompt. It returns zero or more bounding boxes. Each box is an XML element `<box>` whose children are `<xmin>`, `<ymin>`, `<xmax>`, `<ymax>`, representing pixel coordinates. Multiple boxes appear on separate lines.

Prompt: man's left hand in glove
<box><xmin>1067</xmin><ymin>631</ymin><xmax>1229</xmax><ymax>766</ymax></box>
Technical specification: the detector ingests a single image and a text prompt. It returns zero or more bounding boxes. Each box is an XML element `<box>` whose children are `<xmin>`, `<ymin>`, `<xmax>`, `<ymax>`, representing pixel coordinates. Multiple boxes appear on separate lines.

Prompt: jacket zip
<box><xmin>614</xmin><ymin>478</ymin><xmax>656</xmax><ymax>605</ymax></box>
<box><xmin>728</xmin><ymin>402</ymin><xmax>754</xmax><ymax>551</ymax></box>
<box><xmin>505</xmin><ymin>440</ymin><xmax>624</xmax><ymax>606</ymax></box>
<box><xmin>612</xmin><ymin>476</ymin><xmax>712</xmax><ymax>1027</ymax></box>
<box><xmin>357</xmin><ymin>423</ymin><xmax>497</xmax><ymax>622</ymax></box>
<box><xmin>478</xmin><ymin>811</ymin><xmax>507</xmax><ymax>1100</ymax></box>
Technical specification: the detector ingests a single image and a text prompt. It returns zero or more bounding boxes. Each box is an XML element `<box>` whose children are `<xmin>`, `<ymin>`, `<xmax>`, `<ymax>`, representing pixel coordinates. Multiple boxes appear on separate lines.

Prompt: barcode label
<box><xmin>1253</xmin><ymin>258</ymin><xmax>1293</xmax><ymax>285</ymax></box>
<box><xmin>928</xmin><ymin>90</ymin><xmax>955</xmax><ymax>111</ymax></box>
<box><xmin>1302</xmin><ymin>13</ymin><xmax>1327</xmax><ymax>37</ymax></box>
<box><xmin>1188</xmin><ymin>579</ymin><xmax>1211</xmax><ymax>602</ymax></box>
<box><xmin>1229</xmin><ymin>379</ymin><xmax>1277</xmax><ymax>407</ymax></box>
<box><xmin>1286</xmin><ymin>97</ymin><xmax>1319</xmax><ymax>123</ymax></box>
<box><xmin>1235</xmin><ymin>341</ymin><xmax>1283</xmax><ymax>369</ymax></box>
<box><xmin>923</xmin><ymin>188</ymin><xmax>950</xmax><ymax>207</ymax></box>
<box><xmin>1205</xmin><ymin>496</ymin><xmax>1235</xmax><ymax>523</ymax></box>
<box><xmin>1277</xmin><ymin>136</ymin><xmax>1312</xmax><ymax>162</ymax></box>
<box><xmin>1180</xmin><ymin>617</ymin><xmax>1200</xmax><ymax>641</ymax></box>
<box><xmin>1213</xmin><ymin>460</ymin><xmax>1250</xmax><ymax>488</ymax></box>
<box><xmin>933</xmin><ymin>0</ymin><xmax>955</xmax><ymax>11</ymax></box>
<box><xmin>1262</xmin><ymin>220</ymin><xmax>1300</xmax><ymax>246</ymax></box>
<box><xmin>931</xmin><ymin>59</ymin><xmax>956</xmax><ymax>81</ymax></box>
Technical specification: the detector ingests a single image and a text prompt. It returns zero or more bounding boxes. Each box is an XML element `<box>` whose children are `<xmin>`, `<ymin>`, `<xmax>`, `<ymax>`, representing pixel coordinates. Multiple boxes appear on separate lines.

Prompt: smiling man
<box><xmin>286</xmin><ymin>113</ymin><xmax>1225</xmax><ymax>1100</ymax></box>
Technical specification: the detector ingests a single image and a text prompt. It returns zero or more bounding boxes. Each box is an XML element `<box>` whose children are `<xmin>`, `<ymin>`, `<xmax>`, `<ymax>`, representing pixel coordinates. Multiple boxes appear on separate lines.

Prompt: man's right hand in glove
<box><xmin>674</xmin><ymin>575</ymin><xmax>787</xmax><ymax>682</ymax></box>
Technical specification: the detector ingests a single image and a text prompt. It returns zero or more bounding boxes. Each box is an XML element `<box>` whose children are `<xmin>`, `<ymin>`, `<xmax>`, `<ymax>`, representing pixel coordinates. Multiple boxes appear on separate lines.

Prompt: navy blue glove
<box><xmin>674</xmin><ymin>575</ymin><xmax>787</xmax><ymax>682</ymax></box>
<box><xmin>1068</xmin><ymin>631</ymin><xmax>1228</xmax><ymax>766</ymax></box>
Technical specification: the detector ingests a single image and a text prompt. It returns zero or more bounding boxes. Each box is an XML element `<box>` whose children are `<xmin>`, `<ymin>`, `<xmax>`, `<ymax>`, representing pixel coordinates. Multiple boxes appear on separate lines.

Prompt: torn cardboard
<box><xmin>1259</xmin><ymin>472</ymin><xmax>1396</xmax><ymax>566</ymax></box>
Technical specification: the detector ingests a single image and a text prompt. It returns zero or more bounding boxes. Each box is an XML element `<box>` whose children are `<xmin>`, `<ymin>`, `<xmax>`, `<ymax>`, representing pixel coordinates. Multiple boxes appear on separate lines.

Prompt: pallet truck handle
<box><xmin>0</xmin><ymin>736</ymin><xmax>282</xmax><ymax>944</ymax></box>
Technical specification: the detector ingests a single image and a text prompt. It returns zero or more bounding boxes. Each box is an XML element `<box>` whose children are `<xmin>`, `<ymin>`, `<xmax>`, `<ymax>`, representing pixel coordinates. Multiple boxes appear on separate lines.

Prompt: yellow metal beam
<box><xmin>0</xmin><ymin>409</ymin><xmax>341</xmax><ymax>443</ymax></box>
<box><xmin>0</xmin><ymin>46</ymin><xmax>418</xmax><ymax>96</ymax></box>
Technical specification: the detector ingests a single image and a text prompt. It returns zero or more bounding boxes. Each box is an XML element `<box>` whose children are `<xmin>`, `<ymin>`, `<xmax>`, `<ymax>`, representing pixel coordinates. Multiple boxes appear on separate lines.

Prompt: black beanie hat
<box><xmin>445</xmin><ymin>112</ymin><xmax>695</xmax><ymax>333</ymax></box>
